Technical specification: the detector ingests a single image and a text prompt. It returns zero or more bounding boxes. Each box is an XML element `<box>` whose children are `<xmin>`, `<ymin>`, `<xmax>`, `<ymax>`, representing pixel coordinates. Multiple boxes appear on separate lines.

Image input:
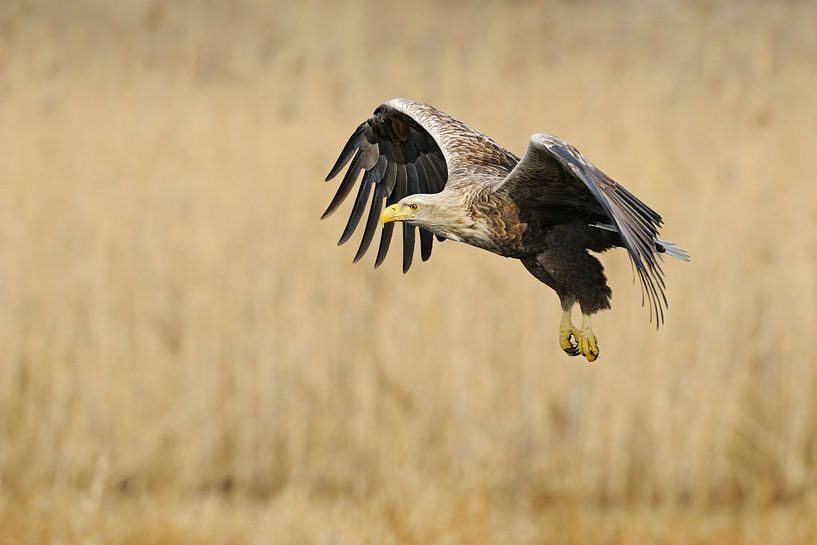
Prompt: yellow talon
<box><xmin>559</xmin><ymin>310</ymin><xmax>581</xmax><ymax>356</ymax></box>
<box><xmin>577</xmin><ymin>314</ymin><xmax>600</xmax><ymax>362</ymax></box>
<box><xmin>559</xmin><ymin>310</ymin><xmax>600</xmax><ymax>362</ymax></box>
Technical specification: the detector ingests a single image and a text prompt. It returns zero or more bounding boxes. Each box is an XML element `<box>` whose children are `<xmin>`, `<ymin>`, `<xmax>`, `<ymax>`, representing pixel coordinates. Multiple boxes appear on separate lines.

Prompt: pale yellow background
<box><xmin>1</xmin><ymin>1</ymin><xmax>816</xmax><ymax>543</ymax></box>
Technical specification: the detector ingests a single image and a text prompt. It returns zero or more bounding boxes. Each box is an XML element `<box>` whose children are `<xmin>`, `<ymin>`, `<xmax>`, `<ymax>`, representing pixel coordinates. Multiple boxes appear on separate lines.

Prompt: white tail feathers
<box><xmin>590</xmin><ymin>223</ymin><xmax>689</xmax><ymax>261</ymax></box>
<box><xmin>656</xmin><ymin>239</ymin><xmax>690</xmax><ymax>261</ymax></box>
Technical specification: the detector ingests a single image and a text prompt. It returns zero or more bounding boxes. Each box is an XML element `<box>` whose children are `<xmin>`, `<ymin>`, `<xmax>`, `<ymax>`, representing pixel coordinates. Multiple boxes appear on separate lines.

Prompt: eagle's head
<box><xmin>379</xmin><ymin>193</ymin><xmax>481</xmax><ymax>244</ymax></box>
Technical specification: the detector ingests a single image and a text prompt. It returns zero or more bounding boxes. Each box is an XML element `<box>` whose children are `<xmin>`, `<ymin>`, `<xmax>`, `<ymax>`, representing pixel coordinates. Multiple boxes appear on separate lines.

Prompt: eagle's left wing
<box><xmin>498</xmin><ymin>134</ymin><xmax>670</xmax><ymax>324</ymax></box>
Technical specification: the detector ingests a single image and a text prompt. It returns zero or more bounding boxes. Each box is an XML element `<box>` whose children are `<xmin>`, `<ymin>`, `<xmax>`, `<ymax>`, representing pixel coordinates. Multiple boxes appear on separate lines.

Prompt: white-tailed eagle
<box><xmin>322</xmin><ymin>99</ymin><xmax>688</xmax><ymax>361</ymax></box>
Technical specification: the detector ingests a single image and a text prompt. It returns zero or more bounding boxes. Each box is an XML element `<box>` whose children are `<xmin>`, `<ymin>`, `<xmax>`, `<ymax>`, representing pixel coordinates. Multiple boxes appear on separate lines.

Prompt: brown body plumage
<box><xmin>322</xmin><ymin>99</ymin><xmax>688</xmax><ymax>360</ymax></box>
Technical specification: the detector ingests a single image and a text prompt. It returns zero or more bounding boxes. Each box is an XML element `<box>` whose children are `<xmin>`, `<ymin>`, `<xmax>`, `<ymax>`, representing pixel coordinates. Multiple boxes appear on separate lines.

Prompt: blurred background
<box><xmin>1</xmin><ymin>0</ymin><xmax>816</xmax><ymax>543</ymax></box>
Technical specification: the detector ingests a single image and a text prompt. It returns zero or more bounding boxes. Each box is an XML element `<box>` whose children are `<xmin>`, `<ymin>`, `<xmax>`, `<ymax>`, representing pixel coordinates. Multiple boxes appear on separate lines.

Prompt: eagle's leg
<box><xmin>559</xmin><ymin>307</ymin><xmax>581</xmax><ymax>356</ymax></box>
<box><xmin>521</xmin><ymin>252</ymin><xmax>604</xmax><ymax>361</ymax></box>
<box><xmin>577</xmin><ymin>313</ymin><xmax>600</xmax><ymax>362</ymax></box>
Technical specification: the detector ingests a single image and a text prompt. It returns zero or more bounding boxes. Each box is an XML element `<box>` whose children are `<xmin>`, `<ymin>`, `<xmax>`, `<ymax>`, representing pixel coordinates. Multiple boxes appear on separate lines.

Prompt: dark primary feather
<box><xmin>374</xmin><ymin>222</ymin><xmax>394</xmax><ymax>268</ymax></box>
<box><xmin>374</xmin><ymin>163</ymin><xmax>408</xmax><ymax>268</ymax></box>
<box><xmin>321</xmin><ymin>149</ymin><xmax>363</xmax><ymax>219</ymax></box>
<box><xmin>500</xmin><ymin>134</ymin><xmax>669</xmax><ymax>325</ymax></box>
<box><xmin>325</xmin><ymin>126</ymin><xmax>363</xmax><ymax>181</ymax></box>
<box><xmin>354</xmin><ymin>184</ymin><xmax>386</xmax><ymax>263</ymax></box>
<box><xmin>323</xmin><ymin>103</ymin><xmax>450</xmax><ymax>271</ymax></box>
<box><xmin>337</xmin><ymin>157</ymin><xmax>382</xmax><ymax>245</ymax></box>
<box><xmin>402</xmin><ymin>223</ymin><xmax>415</xmax><ymax>273</ymax></box>
<box><xmin>403</xmin><ymin>163</ymin><xmax>421</xmax><ymax>271</ymax></box>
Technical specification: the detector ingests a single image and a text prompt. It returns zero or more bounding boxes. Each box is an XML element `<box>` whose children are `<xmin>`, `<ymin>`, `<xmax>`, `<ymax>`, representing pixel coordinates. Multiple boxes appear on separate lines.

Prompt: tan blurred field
<box><xmin>1</xmin><ymin>0</ymin><xmax>817</xmax><ymax>543</ymax></box>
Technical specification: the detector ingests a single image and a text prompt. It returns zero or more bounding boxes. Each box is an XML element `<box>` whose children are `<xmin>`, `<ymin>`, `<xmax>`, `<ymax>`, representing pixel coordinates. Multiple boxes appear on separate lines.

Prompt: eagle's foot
<box><xmin>559</xmin><ymin>311</ymin><xmax>581</xmax><ymax>356</ymax></box>
<box><xmin>577</xmin><ymin>314</ymin><xmax>599</xmax><ymax>362</ymax></box>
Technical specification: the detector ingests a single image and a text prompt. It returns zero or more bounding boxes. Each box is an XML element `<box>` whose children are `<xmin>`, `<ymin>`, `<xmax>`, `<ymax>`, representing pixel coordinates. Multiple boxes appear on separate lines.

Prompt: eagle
<box><xmin>322</xmin><ymin>99</ymin><xmax>688</xmax><ymax>362</ymax></box>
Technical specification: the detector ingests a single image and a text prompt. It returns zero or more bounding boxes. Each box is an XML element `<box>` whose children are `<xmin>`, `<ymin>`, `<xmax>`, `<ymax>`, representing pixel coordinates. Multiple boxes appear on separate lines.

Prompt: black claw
<box><xmin>564</xmin><ymin>347</ymin><xmax>580</xmax><ymax>356</ymax></box>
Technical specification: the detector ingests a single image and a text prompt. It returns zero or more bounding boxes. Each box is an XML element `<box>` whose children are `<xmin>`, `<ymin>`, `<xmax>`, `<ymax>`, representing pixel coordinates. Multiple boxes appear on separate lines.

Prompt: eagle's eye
<box><xmin>408</xmin><ymin>203</ymin><xmax>418</xmax><ymax>211</ymax></box>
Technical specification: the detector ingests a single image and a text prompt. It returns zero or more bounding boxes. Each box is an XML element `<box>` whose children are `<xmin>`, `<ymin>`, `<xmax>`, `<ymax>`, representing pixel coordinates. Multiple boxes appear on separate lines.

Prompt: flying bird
<box><xmin>322</xmin><ymin>99</ymin><xmax>688</xmax><ymax>362</ymax></box>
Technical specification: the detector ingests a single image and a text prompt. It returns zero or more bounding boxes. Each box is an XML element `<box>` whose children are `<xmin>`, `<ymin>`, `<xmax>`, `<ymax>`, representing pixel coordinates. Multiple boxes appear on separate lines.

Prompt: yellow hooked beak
<box><xmin>380</xmin><ymin>204</ymin><xmax>414</xmax><ymax>226</ymax></box>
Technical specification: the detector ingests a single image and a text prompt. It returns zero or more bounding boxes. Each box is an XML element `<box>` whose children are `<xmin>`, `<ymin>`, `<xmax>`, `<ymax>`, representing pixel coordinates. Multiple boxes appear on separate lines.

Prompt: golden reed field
<box><xmin>1</xmin><ymin>0</ymin><xmax>817</xmax><ymax>543</ymax></box>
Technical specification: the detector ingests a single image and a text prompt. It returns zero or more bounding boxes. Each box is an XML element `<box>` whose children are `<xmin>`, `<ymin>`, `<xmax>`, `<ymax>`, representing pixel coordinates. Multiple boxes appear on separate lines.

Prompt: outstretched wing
<box><xmin>322</xmin><ymin>98</ymin><xmax>517</xmax><ymax>272</ymax></box>
<box><xmin>499</xmin><ymin>134</ymin><xmax>669</xmax><ymax>325</ymax></box>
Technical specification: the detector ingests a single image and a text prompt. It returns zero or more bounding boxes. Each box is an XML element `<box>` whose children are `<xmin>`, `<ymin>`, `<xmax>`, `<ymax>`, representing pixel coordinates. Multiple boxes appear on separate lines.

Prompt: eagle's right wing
<box><xmin>323</xmin><ymin>99</ymin><xmax>517</xmax><ymax>272</ymax></box>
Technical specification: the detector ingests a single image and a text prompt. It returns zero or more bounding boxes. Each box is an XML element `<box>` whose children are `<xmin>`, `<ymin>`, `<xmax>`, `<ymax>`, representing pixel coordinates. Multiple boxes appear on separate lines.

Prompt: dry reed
<box><xmin>1</xmin><ymin>1</ymin><xmax>816</xmax><ymax>543</ymax></box>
